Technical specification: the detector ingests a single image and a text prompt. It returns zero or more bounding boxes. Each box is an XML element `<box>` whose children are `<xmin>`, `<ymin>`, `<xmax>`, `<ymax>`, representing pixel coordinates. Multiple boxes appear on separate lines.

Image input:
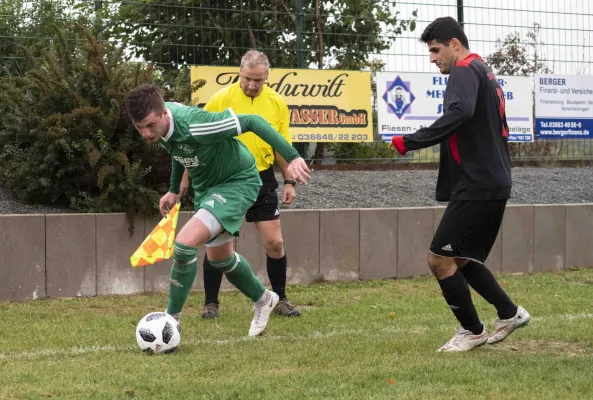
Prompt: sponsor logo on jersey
<box><xmin>177</xmin><ymin>144</ymin><xmax>193</xmax><ymax>153</ymax></box>
<box><xmin>173</xmin><ymin>155</ymin><xmax>199</xmax><ymax>168</ymax></box>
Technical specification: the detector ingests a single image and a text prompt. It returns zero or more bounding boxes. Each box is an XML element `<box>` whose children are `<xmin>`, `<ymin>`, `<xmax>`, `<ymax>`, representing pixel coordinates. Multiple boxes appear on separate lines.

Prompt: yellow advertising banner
<box><xmin>190</xmin><ymin>66</ymin><xmax>373</xmax><ymax>142</ymax></box>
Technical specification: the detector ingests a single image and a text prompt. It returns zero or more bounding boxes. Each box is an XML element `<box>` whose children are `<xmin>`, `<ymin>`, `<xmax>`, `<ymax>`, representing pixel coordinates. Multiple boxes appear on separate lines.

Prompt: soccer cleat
<box><xmin>274</xmin><ymin>299</ymin><xmax>301</xmax><ymax>317</ymax></box>
<box><xmin>248</xmin><ymin>290</ymin><xmax>279</xmax><ymax>337</ymax></box>
<box><xmin>438</xmin><ymin>325</ymin><xmax>489</xmax><ymax>352</ymax></box>
<box><xmin>201</xmin><ymin>303</ymin><xmax>220</xmax><ymax>319</ymax></box>
<box><xmin>165</xmin><ymin>311</ymin><xmax>181</xmax><ymax>323</ymax></box>
<box><xmin>487</xmin><ymin>306</ymin><xmax>530</xmax><ymax>344</ymax></box>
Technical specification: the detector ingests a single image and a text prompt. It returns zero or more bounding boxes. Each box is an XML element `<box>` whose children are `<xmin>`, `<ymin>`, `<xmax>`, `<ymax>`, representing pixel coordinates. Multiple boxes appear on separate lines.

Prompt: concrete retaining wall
<box><xmin>1</xmin><ymin>204</ymin><xmax>591</xmax><ymax>302</ymax></box>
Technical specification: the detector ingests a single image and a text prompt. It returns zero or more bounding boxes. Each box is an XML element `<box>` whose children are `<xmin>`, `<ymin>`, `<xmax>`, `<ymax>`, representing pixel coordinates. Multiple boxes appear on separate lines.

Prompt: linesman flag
<box><xmin>130</xmin><ymin>203</ymin><xmax>180</xmax><ymax>267</ymax></box>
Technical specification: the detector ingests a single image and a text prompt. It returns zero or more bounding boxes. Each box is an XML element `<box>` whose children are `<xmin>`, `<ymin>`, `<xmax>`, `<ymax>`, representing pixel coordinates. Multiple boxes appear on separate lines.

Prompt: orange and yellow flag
<box><xmin>130</xmin><ymin>203</ymin><xmax>180</xmax><ymax>267</ymax></box>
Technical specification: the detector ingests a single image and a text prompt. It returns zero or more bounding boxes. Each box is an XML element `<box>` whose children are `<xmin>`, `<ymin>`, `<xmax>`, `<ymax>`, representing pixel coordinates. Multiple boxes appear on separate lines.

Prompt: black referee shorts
<box><xmin>245</xmin><ymin>167</ymin><xmax>281</xmax><ymax>223</ymax></box>
<box><xmin>430</xmin><ymin>200</ymin><xmax>507</xmax><ymax>263</ymax></box>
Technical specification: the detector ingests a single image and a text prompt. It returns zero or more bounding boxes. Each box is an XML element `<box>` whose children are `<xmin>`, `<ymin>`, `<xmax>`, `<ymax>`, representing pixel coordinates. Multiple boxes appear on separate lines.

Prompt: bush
<box><xmin>0</xmin><ymin>23</ymin><xmax>172</xmax><ymax>231</ymax></box>
<box><xmin>325</xmin><ymin>142</ymin><xmax>395</xmax><ymax>164</ymax></box>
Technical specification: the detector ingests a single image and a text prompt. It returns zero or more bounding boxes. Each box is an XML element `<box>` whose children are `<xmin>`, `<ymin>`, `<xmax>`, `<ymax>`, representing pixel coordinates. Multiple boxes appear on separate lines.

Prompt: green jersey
<box><xmin>157</xmin><ymin>102</ymin><xmax>300</xmax><ymax>236</ymax></box>
<box><xmin>159</xmin><ymin>102</ymin><xmax>299</xmax><ymax>194</ymax></box>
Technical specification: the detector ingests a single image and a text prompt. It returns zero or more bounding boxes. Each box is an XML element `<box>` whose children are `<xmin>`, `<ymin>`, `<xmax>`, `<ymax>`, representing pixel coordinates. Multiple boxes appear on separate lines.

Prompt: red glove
<box><xmin>391</xmin><ymin>136</ymin><xmax>407</xmax><ymax>156</ymax></box>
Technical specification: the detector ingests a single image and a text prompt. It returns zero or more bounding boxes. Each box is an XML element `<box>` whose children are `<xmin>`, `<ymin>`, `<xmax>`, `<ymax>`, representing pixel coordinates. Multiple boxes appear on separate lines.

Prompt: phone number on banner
<box><xmin>539</xmin><ymin>121</ymin><xmax>584</xmax><ymax>129</ymax></box>
<box><xmin>291</xmin><ymin>133</ymin><xmax>370</xmax><ymax>142</ymax></box>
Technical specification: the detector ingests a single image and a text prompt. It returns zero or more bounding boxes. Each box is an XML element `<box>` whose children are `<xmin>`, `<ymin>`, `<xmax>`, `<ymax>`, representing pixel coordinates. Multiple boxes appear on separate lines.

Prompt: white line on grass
<box><xmin>1</xmin><ymin>313</ymin><xmax>591</xmax><ymax>361</ymax></box>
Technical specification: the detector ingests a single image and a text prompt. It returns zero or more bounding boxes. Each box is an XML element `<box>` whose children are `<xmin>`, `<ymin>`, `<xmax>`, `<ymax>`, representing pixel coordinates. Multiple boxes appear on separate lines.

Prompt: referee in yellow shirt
<box><xmin>181</xmin><ymin>50</ymin><xmax>301</xmax><ymax>318</ymax></box>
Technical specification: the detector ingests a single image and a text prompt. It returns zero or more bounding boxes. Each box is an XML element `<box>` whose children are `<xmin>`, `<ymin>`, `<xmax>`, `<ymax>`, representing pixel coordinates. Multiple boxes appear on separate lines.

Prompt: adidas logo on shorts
<box><xmin>442</xmin><ymin>244</ymin><xmax>453</xmax><ymax>251</ymax></box>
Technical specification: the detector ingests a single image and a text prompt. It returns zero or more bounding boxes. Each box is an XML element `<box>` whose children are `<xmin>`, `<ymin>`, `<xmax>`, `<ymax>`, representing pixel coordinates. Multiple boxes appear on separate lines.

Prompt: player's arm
<box><xmin>275</xmin><ymin>154</ymin><xmax>293</xmax><ymax>180</ymax></box>
<box><xmin>274</xmin><ymin>102</ymin><xmax>296</xmax><ymax>181</ymax></box>
<box><xmin>391</xmin><ymin>66</ymin><xmax>479</xmax><ymax>155</ymax></box>
<box><xmin>188</xmin><ymin>107</ymin><xmax>310</xmax><ymax>183</ymax></box>
<box><xmin>237</xmin><ymin>113</ymin><xmax>300</xmax><ymax>164</ymax></box>
<box><xmin>189</xmin><ymin>107</ymin><xmax>300</xmax><ymax>163</ymax></box>
<box><xmin>157</xmin><ymin>141</ymin><xmax>184</xmax><ymax>194</ymax></box>
<box><xmin>169</xmin><ymin>158</ymin><xmax>184</xmax><ymax>194</ymax></box>
<box><xmin>238</xmin><ymin>113</ymin><xmax>310</xmax><ymax>183</ymax></box>
<box><xmin>179</xmin><ymin>169</ymin><xmax>190</xmax><ymax>198</ymax></box>
<box><xmin>157</xmin><ymin>141</ymin><xmax>184</xmax><ymax>216</ymax></box>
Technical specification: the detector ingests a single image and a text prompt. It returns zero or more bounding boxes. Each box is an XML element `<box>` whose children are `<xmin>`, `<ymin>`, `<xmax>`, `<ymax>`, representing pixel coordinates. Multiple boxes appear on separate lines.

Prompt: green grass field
<box><xmin>1</xmin><ymin>269</ymin><xmax>592</xmax><ymax>400</ymax></box>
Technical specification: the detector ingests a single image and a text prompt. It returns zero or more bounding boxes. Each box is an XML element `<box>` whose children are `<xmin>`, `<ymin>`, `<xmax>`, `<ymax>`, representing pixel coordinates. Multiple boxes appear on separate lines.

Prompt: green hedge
<box><xmin>0</xmin><ymin>24</ymin><xmax>190</xmax><ymax>231</ymax></box>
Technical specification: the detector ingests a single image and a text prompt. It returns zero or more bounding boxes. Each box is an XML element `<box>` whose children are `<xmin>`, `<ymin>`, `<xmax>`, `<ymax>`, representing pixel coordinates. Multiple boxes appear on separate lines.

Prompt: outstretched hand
<box><xmin>287</xmin><ymin>157</ymin><xmax>312</xmax><ymax>184</ymax></box>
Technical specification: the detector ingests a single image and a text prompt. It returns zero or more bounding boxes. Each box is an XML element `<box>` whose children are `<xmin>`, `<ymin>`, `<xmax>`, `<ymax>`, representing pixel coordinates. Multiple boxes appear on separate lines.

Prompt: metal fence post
<box><xmin>294</xmin><ymin>0</ymin><xmax>308</xmax><ymax>159</ymax></box>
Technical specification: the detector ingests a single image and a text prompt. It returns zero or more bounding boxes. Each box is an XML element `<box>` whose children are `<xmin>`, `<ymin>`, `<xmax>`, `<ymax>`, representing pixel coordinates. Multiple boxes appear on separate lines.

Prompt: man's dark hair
<box><xmin>125</xmin><ymin>84</ymin><xmax>165</xmax><ymax>122</ymax></box>
<box><xmin>420</xmin><ymin>17</ymin><xmax>469</xmax><ymax>49</ymax></box>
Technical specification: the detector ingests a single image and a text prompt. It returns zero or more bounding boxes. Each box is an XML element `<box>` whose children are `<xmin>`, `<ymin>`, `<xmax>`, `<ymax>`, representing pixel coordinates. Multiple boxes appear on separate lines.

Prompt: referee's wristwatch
<box><xmin>284</xmin><ymin>180</ymin><xmax>297</xmax><ymax>186</ymax></box>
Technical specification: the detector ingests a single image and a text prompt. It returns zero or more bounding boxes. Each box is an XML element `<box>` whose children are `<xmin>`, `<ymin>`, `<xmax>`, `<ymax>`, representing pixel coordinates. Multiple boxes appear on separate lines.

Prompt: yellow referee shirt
<box><xmin>204</xmin><ymin>82</ymin><xmax>292</xmax><ymax>172</ymax></box>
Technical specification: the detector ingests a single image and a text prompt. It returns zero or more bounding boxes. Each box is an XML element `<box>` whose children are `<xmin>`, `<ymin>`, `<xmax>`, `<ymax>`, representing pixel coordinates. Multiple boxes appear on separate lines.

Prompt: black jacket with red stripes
<box><xmin>392</xmin><ymin>53</ymin><xmax>512</xmax><ymax>202</ymax></box>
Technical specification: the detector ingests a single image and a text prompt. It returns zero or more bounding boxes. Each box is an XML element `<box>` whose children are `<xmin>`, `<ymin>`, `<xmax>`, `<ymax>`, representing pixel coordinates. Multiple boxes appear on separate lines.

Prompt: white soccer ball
<box><xmin>135</xmin><ymin>312</ymin><xmax>181</xmax><ymax>354</ymax></box>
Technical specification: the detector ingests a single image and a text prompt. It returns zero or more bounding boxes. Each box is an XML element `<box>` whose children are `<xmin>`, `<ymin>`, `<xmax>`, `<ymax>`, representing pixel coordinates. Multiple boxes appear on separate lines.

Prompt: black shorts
<box><xmin>245</xmin><ymin>167</ymin><xmax>280</xmax><ymax>223</ymax></box>
<box><xmin>430</xmin><ymin>200</ymin><xmax>507</xmax><ymax>263</ymax></box>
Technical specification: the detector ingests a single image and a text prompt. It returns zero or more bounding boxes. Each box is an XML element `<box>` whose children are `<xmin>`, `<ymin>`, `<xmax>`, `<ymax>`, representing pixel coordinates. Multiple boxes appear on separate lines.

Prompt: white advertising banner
<box><xmin>535</xmin><ymin>74</ymin><xmax>593</xmax><ymax>139</ymax></box>
<box><xmin>377</xmin><ymin>72</ymin><xmax>534</xmax><ymax>143</ymax></box>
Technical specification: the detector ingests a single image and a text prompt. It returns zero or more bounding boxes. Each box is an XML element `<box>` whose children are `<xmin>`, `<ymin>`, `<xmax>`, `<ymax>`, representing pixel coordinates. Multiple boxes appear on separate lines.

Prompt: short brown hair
<box><xmin>125</xmin><ymin>84</ymin><xmax>165</xmax><ymax>122</ymax></box>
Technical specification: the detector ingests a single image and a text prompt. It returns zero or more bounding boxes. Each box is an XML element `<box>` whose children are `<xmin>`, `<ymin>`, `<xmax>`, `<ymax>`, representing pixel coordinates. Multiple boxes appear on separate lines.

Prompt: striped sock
<box><xmin>209</xmin><ymin>252</ymin><xmax>265</xmax><ymax>302</ymax></box>
<box><xmin>166</xmin><ymin>242</ymin><xmax>198</xmax><ymax>316</ymax></box>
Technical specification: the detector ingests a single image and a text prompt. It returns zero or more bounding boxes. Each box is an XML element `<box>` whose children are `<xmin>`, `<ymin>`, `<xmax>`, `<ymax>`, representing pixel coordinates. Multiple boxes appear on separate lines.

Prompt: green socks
<box><xmin>209</xmin><ymin>252</ymin><xmax>265</xmax><ymax>302</ymax></box>
<box><xmin>166</xmin><ymin>244</ymin><xmax>265</xmax><ymax>317</ymax></box>
<box><xmin>166</xmin><ymin>242</ymin><xmax>198</xmax><ymax>316</ymax></box>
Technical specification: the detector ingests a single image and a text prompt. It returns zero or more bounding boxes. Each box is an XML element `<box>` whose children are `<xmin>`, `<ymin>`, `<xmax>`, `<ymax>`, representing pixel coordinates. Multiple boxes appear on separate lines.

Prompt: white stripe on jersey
<box><xmin>227</xmin><ymin>107</ymin><xmax>242</xmax><ymax>135</ymax></box>
<box><xmin>189</xmin><ymin>120</ymin><xmax>236</xmax><ymax>136</ymax></box>
<box><xmin>188</xmin><ymin>107</ymin><xmax>242</xmax><ymax>136</ymax></box>
<box><xmin>190</xmin><ymin>125</ymin><xmax>237</xmax><ymax>136</ymax></box>
<box><xmin>189</xmin><ymin>117</ymin><xmax>236</xmax><ymax>128</ymax></box>
<box><xmin>189</xmin><ymin>119</ymin><xmax>235</xmax><ymax>131</ymax></box>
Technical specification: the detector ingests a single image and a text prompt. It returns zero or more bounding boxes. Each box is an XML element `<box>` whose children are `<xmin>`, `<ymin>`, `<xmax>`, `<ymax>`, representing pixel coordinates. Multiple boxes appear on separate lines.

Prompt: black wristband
<box><xmin>284</xmin><ymin>180</ymin><xmax>297</xmax><ymax>186</ymax></box>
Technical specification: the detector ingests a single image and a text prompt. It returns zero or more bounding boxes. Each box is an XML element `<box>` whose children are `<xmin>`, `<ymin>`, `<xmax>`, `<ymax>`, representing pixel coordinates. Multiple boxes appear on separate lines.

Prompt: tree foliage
<box><xmin>111</xmin><ymin>0</ymin><xmax>416</xmax><ymax>71</ymax></box>
<box><xmin>487</xmin><ymin>23</ymin><xmax>555</xmax><ymax>160</ymax></box>
<box><xmin>0</xmin><ymin>1</ymin><xmax>418</xmax><ymax>216</ymax></box>
<box><xmin>487</xmin><ymin>23</ymin><xmax>552</xmax><ymax>76</ymax></box>
<box><xmin>0</xmin><ymin>0</ymin><xmax>95</xmax><ymax>77</ymax></box>
<box><xmin>0</xmin><ymin>23</ymin><xmax>171</xmax><ymax>229</ymax></box>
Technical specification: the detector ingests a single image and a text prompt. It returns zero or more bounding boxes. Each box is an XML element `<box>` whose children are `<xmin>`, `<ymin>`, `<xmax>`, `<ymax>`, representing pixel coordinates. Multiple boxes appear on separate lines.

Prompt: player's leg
<box><xmin>456</xmin><ymin>200</ymin><xmax>529</xmax><ymax>344</ymax></box>
<box><xmin>195</xmin><ymin>205</ymin><xmax>278</xmax><ymax>336</ymax></box>
<box><xmin>199</xmin><ymin>173</ymin><xmax>279</xmax><ymax>335</ymax></box>
<box><xmin>428</xmin><ymin>253</ymin><xmax>487</xmax><ymax>352</ymax></box>
<box><xmin>460</xmin><ymin>261</ymin><xmax>518</xmax><ymax>319</ymax></box>
<box><xmin>255</xmin><ymin>219</ymin><xmax>301</xmax><ymax>317</ymax></box>
<box><xmin>206</xmin><ymin>237</ymin><xmax>266</xmax><ymax>304</ymax></box>
<box><xmin>430</xmin><ymin>201</ymin><xmax>489</xmax><ymax>352</ymax></box>
<box><xmin>165</xmin><ymin>215</ymin><xmax>211</xmax><ymax>322</ymax></box>
<box><xmin>201</xmin><ymin>255</ymin><xmax>223</xmax><ymax>319</ymax></box>
<box><xmin>205</xmin><ymin>232</ymin><xmax>279</xmax><ymax>337</ymax></box>
<box><xmin>247</xmin><ymin>169</ymin><xmax>301</xmax><ymax>317</ymax></box>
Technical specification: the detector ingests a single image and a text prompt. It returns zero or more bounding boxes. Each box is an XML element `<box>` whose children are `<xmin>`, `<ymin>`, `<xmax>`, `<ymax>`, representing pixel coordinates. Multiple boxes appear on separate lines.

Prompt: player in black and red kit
<box><xmin>391</xmin><ymin>17</ymin><xmax>530</xmax><ymax>352</ymax></box>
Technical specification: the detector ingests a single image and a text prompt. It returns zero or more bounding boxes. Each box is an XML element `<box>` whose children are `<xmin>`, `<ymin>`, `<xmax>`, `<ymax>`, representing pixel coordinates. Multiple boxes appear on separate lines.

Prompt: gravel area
<box><xmin>279</xmin><ymin>166</ymin><xmax>593</xmax><ymax>210</ymax></box>
<box><xmin>1</xmin><ymin>167</ymin><xmax>592</xmax><ymax>214</ymax></box>
<box><xmin>0</xmin><ymin>184</ymin><xmax>72</xmax><ymax>215</ymax></box>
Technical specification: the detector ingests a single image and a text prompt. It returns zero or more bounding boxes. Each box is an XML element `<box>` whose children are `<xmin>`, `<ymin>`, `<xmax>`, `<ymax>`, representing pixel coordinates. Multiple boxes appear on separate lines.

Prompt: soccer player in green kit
<box><xmin>125</xmin><ymin>84</ymin><xmax>311</xmax><ymax>337</ymax></box>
